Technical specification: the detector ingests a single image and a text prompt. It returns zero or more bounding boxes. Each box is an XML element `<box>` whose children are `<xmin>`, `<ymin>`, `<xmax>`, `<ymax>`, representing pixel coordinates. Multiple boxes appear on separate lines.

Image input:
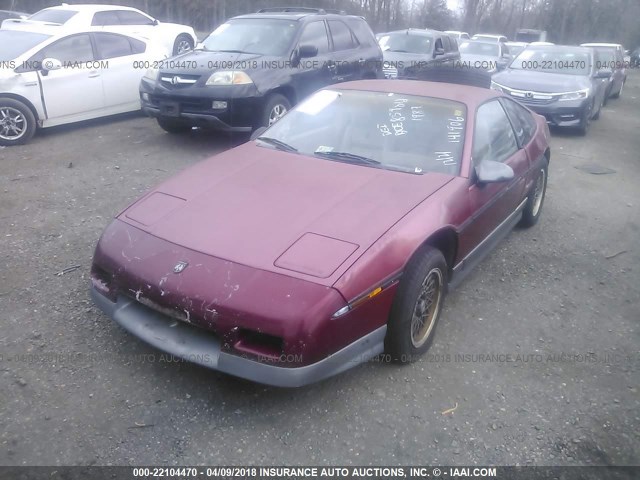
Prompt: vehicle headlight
<box><xmin>559</xmin><ymin>89</ymin><xmax>589</xmax><ymax>101</ymax></box>
<box><xmin>490</xmin><ymin>81</ymin><xmax>504</xmax><ymax>92</ymax></box>
<box><xmin>144</xmin><ymin>67</ymin><xmax>159</xmax><ymax>81</ymax></box>
<box><xmin>205</xmin><ymin>70</ymin><xmax>253</xmax><ymax>86</ymax></box>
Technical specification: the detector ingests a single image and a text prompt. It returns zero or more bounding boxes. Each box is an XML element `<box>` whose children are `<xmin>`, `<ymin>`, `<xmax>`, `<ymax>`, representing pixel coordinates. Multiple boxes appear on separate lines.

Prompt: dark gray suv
<box><xmin>491</xmin><ymin>45</ymin><xmax>609</xmax><ymax>135</ymax></box>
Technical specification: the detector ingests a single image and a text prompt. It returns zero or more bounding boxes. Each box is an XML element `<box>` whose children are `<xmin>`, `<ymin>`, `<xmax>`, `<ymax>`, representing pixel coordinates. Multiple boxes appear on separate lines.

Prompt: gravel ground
<box><xmin>0</xmin><ymin>73</ymin><xmax>639</xmax><ymax>467</ymax></box>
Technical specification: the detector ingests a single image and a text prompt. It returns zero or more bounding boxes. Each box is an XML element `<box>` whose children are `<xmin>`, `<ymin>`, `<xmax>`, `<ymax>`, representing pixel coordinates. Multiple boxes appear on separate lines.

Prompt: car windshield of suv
<box><xmin>511</xmin><ymin>49</ymin><xmax>591</xmax><ymax>75</ymax></box>
<box><xmin>460</xmin><ymin>41</ymin><xmax>499</xmax><ymax>56</ymax></box>
<box><xmin>28</xmin><ymin>9</ymin><xmax>78</xmax><ymax>24</ymax></box>
<box><xmin>0</xmin><ymin>31</ymin><xmax>50</xmax><ymax>61</ymax></box>
<box><xmin>379</xmin><ymin>33</ymin><xmax>433</xmax><ymax>54</ymax></box>
<box><xmin>203</xmin><ymin>19</ymin><xmax>297</xmax><ymax>56</ymax></box>
<box><xmin>259</xmin><ymin>89</ymin><xmax>466</xmax><ymax>176</ymax></box>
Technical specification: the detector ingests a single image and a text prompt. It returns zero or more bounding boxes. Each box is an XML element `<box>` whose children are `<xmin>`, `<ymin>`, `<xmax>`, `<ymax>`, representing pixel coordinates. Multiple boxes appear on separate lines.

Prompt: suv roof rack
<box><xmin>256</xmin><ymin>7</ymin><xmax>346</xmax><ymax>15</ymax></box>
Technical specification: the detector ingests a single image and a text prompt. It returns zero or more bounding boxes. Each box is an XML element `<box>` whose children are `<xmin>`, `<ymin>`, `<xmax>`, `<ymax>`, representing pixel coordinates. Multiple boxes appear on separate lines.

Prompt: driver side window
<box><xmin>298</xmin><ymin>21</ymin><xmax>329</xmax><ymax>55</ymax></box>
<box><xmin>473</xmin><ymin>100</ymin><xmax>518</xmax><ymax>165</ymax></box>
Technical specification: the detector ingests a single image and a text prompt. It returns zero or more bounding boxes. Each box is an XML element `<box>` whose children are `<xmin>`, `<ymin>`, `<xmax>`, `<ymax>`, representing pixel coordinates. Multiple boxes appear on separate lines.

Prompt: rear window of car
<box><xmin>0</xmin><ymin>30</ymin><xmax>50</xmax><ymax>61</ymax></box>
<box><xmin>347</xmin><ymin>18</ymin><xmax>377</xmax><ymax>48</ymax></box>
<box><xmin>460</xmin><ymin>42</ymin><xmax>499</xmax><ymax>56</ymax></box>
<box><xmin>28</xmin><ymin>9</ymin><xmax>78</xmax><ymax>24</ymax></box>
<box><xmin>261</xmin><ymin>89</ymin><xmax>467</xmax><ymax>176</ymax></box>
<box><xmin>379</xmin><ymin>33</ymin><xmax>433</xmax><ymax>54</ymax></box>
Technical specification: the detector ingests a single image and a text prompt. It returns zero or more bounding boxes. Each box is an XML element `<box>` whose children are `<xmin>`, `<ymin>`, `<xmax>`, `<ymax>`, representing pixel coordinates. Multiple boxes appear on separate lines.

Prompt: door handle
<box><xmin>88</xmin><ymin>71</ymin><xmax>100</xmax><ymax>78</ymax></box>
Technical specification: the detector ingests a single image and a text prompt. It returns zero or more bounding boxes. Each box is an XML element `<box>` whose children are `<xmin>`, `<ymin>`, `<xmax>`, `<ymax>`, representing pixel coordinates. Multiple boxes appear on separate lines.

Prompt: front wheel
<box><xmin>261</xmin><ymin>94</ymin><xmax>291</xmax><ymax>128</ymax></box>
<box><xmin>611</xmin><ymin>80</ymin><xmax>624</xmax><ymax>99</ymax></box>
<box><xmin>173</xmin><ymin>34</ymin><xmax>194</xmax><ymax>56</ymax></box>
<box><xmin>576</xmin><ymin>102</ymin><xmax>592</xmax><ymax>136</ymax></box>
<box><xmin>0</xmin><ymin>98</ymin><xmax>36</xmax><ymax>146</ymax></box>
<box><xmin>385</xmin><ymin>246</ymin><xmax>448</xmax><ymax>362</ymax></box>
<box><xmin>519</xmin><ymin>159</ymin><xmax>548</xmax><ymax>228</ymax></box>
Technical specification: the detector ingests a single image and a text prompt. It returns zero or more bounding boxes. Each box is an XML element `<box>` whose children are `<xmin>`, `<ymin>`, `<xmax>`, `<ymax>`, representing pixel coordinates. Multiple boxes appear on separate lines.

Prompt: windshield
<box><xmin>472</xmin><ymin>35</ymin><xmax>499</xmax><ymax>42</ymax></box>
<box><xmin>0</xmin><ymin>31</ymin><xmax>50</xmax><ymax>61</ymax></box>
<box><xmin>511</xmin><ymin>49</ymin><xmax>591</xmax><ymax>75</ymax></box>
<box><xmin>507</xmin><ymin>44</ymin><xmax>527</xmax><ymax>57</ymax></box>
<box><xmin>379</xmin><ymin>33</ymin><xmax>433</xmax><ymax>54</ymax></box>
<box><xmin>515</xmin><ymin>32</ymin><xmax>543</xmax><ymax>43</ymax></box>
<box><xmin>260</xmin><ymin>89</ymin><xmax>466</xmax><ymax>176</ymax></box>
<box><xmin>28</xmin><ymin>9</ymin><xmax>78</xmax><ymax>24</ymax></box>
<box><xmin>202</xmin><ymin>19</ymin><xmax>297</xmax><ymax>56</ymax></box>
<box><xmin>460</xmin><ymin>41</ymin><xmax>499</xmax><ymax>56</ymax></box>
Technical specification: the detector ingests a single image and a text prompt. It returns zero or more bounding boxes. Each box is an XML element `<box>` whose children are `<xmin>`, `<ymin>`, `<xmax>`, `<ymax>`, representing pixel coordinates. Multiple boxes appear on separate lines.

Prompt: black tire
<box><xmin>260</xmin><ymin>94</ymin><xmax>291</xmax><ymax>128</ymax></box>
<box><xmin>385</xmin><ymin>246</ymin><xmax>448</xmax><ymax>362</ymax></box>
<box><xmin>0</xmin><ymin>98</ymin><xmax>36</xmax><ymax>146</ymax></box>
<box><xmin>519</xmin><ymin>159</ymin><xmax>548</xmax><ymax>228</ymax></box>
<box><xmin>157</xmin><ymin>117</ymin><xmax>192</xmax><ymax>134</ymax></box>
<box><xmin>173</xmin><ymin>34</ymin><xmax>194</xmax><ymax>56</ymax></box>
<box><xmin>611</xmin><ymin>80</ymin><xmax>624</xmax><ymax>99</ymax></box>
<box><xmin>576</xmin><ymin>102</ymin><xmax>592</xmax><ymax>136</ymax></box>
<box><xmin>592</xmin><ymin>103</ymin><xmax>601</xmax><ymax>120</ymax></box>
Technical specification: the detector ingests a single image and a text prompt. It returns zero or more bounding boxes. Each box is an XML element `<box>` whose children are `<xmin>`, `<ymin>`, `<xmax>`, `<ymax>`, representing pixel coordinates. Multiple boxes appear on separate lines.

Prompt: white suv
<box><xmin>1</xmin><ymin>4</ymin><xmax>197</xmax><ymax>56</ymax></box>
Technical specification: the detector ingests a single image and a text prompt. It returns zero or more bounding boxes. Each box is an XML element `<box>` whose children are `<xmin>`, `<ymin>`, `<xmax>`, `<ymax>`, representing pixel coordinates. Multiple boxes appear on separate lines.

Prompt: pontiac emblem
<box><xmin>173</xmin><ymin>261</ymin><xmax>188</xmax><ymax>273</ymax></box>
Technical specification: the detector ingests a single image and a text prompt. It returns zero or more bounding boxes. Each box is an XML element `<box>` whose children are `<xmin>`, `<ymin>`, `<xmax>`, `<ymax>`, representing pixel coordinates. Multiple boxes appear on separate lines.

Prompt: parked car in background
<box><xmin>458</xmin><ymin>40</ymin><xmax>511</xmax><ymax>73</ymax></box>
<box><xmin>141</xmin><ymin>8</ymin><xmax>382</xmax><ymax>134</ymax></box>
<box><xmin>444</xmin><ymin>30</ymin><xmax>470</xmax><ymax>40</ymax></box>
<box><xmin>631</xmin><ymin>47</ymin><xmax>640</xmax><ymax>68</ymax></box>
<box><xmin>581</xmin><ymin>43</ymin><xmax>627</xmax><ymax>99</ymax></box>
<box><xmin>514</xmin><ymin>29</ymin><xmax>547</xmax><ymax>43</ymax></box>
<box><xmin>491</xmin><ymin>45</ymin><xmax>609</xmax><ymax>135</ymax></box>
<box><xmin>91</xmin><ymin>79</ymin><xmax>550</xmax><ymax>387</ymax></box>
<box><xmin>471</xmin><ymin>33</ymin><xmax>508</xmax><ymax>43</ymax></box>
<box><xmin>0</xmin><ymin>29</ymin><xmax>166</xmax><ymax>145</ymax></box>
<box><xmin>0</xmin><ymin>10</ymin><xmax>28</xmax><ymax>22</ymax></box>
<box><xmin>1</xmin><ymin>4</ymin><xmax>197</xmax><ymax>56</ymax></box>
<box><xmin>379</xmin><ymin>29</ymin><xmax>460</xmax><ymax>78</ymax></box>
<box><xmin>505</xmin><ymin>41</ymin><xmax>528</xmax><ymax>58</ymax></box>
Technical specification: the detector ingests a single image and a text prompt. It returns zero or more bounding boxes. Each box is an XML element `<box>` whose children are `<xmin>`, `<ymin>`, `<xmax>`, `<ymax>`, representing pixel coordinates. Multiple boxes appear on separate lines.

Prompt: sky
<box><xmin>447</xmin><ymin>0</ymin><xmax>462</xmax><ymax>12</ymax></box>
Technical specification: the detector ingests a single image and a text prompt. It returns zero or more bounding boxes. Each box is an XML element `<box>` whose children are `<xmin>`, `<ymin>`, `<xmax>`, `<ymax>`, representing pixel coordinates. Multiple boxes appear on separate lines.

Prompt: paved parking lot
<box><xmin>1</xmin><ymin>74</ymin><xmax>639</xmax><ymax>467</ymax></box>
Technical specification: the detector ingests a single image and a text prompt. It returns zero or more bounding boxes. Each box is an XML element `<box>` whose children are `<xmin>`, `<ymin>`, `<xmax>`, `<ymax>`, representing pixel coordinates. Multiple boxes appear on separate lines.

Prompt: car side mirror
<box><xmin>251</xmin><ymin>126</ymin><xmax>268</xmax><ymax>141</ymax></box>
<box><xmin>475</xmin><ymin>160</ymin><xmax>514</xmax><ymax>184</ymax></box>
<box><xmin>594</xmin><ymin>68</ymin><xmax>612</xmax><ymax>79</ymax></box>
<box><xmin>298</xmin><ymin>44</ymin><xmax>318</xmax><ymax>59</ymax></box>
<box><xmin>434</xmin><ymin>47</ymin><xmax>445</xmax><ymax>57</ymax></box>
<box><xmin>41</xmin><ymin>57</ymin><xmax>62</xmax><ymax>76</ymax></box>
<box><xmin>152</xmin><ymin>19</ymin><xmax>159</xmax><ymax>26</ymax></box>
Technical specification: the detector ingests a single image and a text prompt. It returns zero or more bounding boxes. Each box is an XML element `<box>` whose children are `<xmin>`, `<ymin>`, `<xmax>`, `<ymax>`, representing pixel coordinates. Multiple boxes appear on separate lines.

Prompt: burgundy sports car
<box><xmin>91</xmin><ymin>80</ymin><xmax>550</xmax><ymax>387</ymax></box>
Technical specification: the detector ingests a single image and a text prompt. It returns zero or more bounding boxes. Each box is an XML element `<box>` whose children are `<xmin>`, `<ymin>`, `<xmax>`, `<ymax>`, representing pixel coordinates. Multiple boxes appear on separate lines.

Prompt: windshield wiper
<box><xmin>214</xmin><ymin>49</ymin><xmax>249</xmax><ymax>54</ymax></box>
<box><xmin>256</xmin><ymin>136</ymin><xmax>298</xmax><ymax>153</ymax></box>
<box><xmin>387</xmin><ymin>49</ymin><xmax>412</xmax><ymax>53</ymax></box>
<box><xmin>314</xmin><ymin>151</ymin><xmax>381</xmax><ymax>166</ymax></box>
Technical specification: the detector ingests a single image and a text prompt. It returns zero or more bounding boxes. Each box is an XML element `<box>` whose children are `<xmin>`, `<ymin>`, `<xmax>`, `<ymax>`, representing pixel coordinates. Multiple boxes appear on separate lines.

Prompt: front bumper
<box><xmin>91</xmin><ymin>287</ymin><xmax>385</xmax><ymax>387</ymax></box>
<box><xmin>139</xmin><ymin>78</ymin><xmax>259</xmax><ymax>132</ymax></box>
<box><xmin>519</xmin><ymin>99</ymin><xmax>590</xmax><ymax>127</ymax></box>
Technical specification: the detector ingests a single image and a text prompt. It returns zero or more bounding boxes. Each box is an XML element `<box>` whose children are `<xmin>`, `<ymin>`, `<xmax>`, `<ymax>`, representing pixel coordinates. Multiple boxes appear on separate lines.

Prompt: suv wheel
<box><xmin>0</xmin><ymin>98</ymin><xmax>36</xmax><ymax>146</ymax></box>
<box><xmin>173</xmin><ymin>34</ymin><xmax>194</xmax><ymax>56</ymax></box>
<box><xmin>262</xmin><ymin>94</ymin><xmax>291</xmax><ymax>128</ymax></box>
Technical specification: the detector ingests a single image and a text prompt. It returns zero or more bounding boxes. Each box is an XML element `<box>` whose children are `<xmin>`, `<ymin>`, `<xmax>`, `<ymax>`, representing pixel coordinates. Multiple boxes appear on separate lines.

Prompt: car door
<box><xmin>291</xmin><ymin>20</ymin><xmax>334</xmax><ymax>100</ymax></box>
<box><xmin>327</xmin><ymin>20</ymin><xmax>359</xmax><ymax>82</ymax></box>
<box><xmin>30</xmin><ymin>33</ymin><xmax>104</xmax><ymax>122</ymax></box>
<box><xmin>458</xmin><ymin>99</ymin><xmax>529</xmax><ymax>261</ymax></box>
<box><xmin>93</xmin><ymin>32</ymin><xmax>147</xmax><ymax>109</ymax></box>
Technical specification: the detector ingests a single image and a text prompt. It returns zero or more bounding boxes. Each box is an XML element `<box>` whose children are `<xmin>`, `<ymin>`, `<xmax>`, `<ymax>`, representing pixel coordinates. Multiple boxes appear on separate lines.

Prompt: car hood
<box><xmin>492</xmin><ymin>68</ymin><xmax>590</xmax><ymax>92</ymax></box>
<box><xmin>159</xmin><ymin>49</ymin><xmax>262</xmax><ymax>75</ymax></box>
<box><xmin>461</xmin><ymin>53</ymin><xmax>499</xmax><ymax>63</ymax></box>
<box><xmin>118</xmin><ymin>142</ymin><xmax>453</xmax><ymax>283</ymax></box>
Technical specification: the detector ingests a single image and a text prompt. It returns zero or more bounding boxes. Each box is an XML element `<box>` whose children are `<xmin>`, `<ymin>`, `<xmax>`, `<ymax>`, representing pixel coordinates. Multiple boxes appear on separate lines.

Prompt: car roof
<box><xmin>581</xmin><ymin>43</ymin><xmax>622</xmax><ymax>48</ymax></box>
<box><xmin>529</xmin><ymin>44</ymin><xmax>591</xmax><ymax>53</ymax></box>
<box><xmin>38</xmin><ymin>4</ymin><xmax>139</xmax><ymax>12</ymax></box>
<box><xmin>333</xmin><ymin>79</ymin><xmax>500</xmax><ymax>108</ymax></box>
<box><xmin>385</xmin><ymin>28</ymin><xmax>444</xmax><ymax>37</ymax></box>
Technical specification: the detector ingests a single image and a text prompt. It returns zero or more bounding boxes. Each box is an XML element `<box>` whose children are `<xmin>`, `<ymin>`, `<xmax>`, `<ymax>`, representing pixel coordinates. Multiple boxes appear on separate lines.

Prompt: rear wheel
<box><xmin>385</xmin><ymin>246</ymin><xmax>447</xmax><ymax>362</ymax></box>
<box><xmin>0</xmin><ymin>98</ymin><xmax>36</xmax><ymax>146</ymax></box>
<box><xmin>157</xmin><ymin>117</ymin><xmax>192</xmax><ymax>134</ymax></box>
<box><xmin>173</xmin><ymin>34</ymin><xmax>194</xmax><ymax>56</ymax></box>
